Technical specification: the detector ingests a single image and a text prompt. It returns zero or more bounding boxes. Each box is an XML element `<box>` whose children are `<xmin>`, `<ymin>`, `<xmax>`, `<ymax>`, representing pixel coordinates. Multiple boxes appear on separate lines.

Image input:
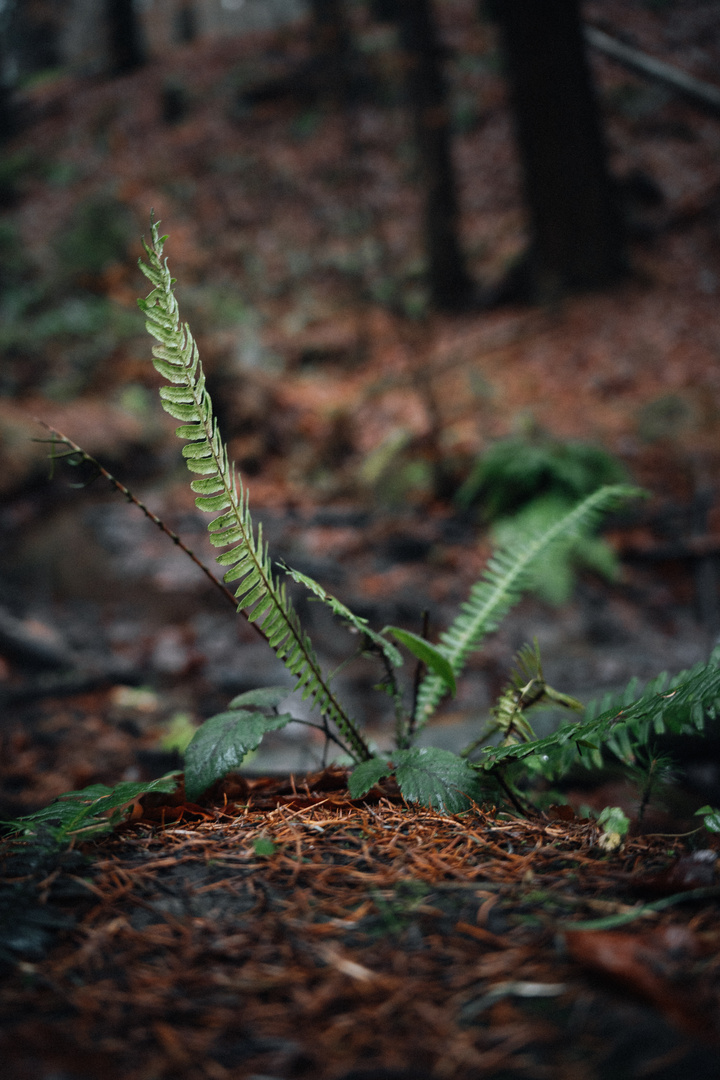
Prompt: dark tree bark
<box><xmin>175</xmin><ymin>4</ymin><xmax>197</xmax><ymax>45</ymax></box>
<box><xmin>0</xmin><ymin>83</ymin><xmax>18</xmax><ymax>145</ymax></box>
<box><xmin>307</xmin><ymin>0</ymin><xmax>355</xmax><ymax>105</ymax></box>
<box><xmin>0</xmin><ymin>9</ymin><xmax>17</xmax><ymax>145</ymax></box>
<box><xmin>106</xmin><ymin>0</ymin><xmax>144</xmax><ymax>76</ymax></box>
<box><xmin>0</xmin><ymin>0</ymin><xmax>24</xmax><ymax>144</ymax></box>
<box><xmin>395</xmin><ymin>0</ymin><xmax>474</xmax><ymax>311</ymax></box>
<box><xmin>236</xmin><ymin>0</ymin><xmax>361</xmax><ymax>111</ymax></box>
<box><xmin>494</xmin><ymin>0</ymin><xmax>627</xmax><ymax>301</ymax></box>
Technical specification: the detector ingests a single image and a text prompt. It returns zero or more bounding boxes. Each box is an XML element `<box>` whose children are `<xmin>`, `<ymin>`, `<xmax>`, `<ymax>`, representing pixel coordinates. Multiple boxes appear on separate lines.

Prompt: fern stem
<box><xmin>403</xmin><ymin>608</ymin><xmax>429</xmax><ymax>749</ymax></box>
<box><xmin>492</xmin><ymin>767</ymin><xmax>539</xmax><ymax>819</ymax></box>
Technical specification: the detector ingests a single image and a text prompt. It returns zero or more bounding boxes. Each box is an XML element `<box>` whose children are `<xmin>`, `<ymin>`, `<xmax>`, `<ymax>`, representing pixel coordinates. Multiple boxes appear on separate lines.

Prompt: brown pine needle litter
<box><xmin>2</xmin><ymin>769</ymin><xmax>720</xmax><ymax>1080</ymax></box>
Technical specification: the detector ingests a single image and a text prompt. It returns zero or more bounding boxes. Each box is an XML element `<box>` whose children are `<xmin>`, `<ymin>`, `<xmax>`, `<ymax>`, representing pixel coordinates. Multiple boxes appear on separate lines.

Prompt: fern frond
<box><xmin>280</xmin><ymin>562</ymin><xmax>403</xmax><ymax>669</ymax></box>
<box><xmin>138</xmin><ymin>217</ymin><xmax>370</xmax><ymax>762</ymax></box>
<box><xmin>490</xmin><ymin>638</ymin><xmax>582</xmax><ymax>745</ymax></box>
<box><xmin>578</xmin><ymin>648</ymin><xmax>720</xmax><ymax>770</ymax></box>
<box><xmin>414</xmin><ymin>484</ymin><xmax>641</xmax><ymax>728</ymax></box>
<box><xmin>482</xmin><ymin>652</ymin><xmax>720</xmax><ymax>772</ymax></box>
<box><xmin>279</xmin><ymin>562</ymin><xmax>411</xmax><ymax>735</ymax></box>
<box><xmin>460</xmin><ymin>639</ymin><xmax>582</xmax><ymax>759</ymax></box>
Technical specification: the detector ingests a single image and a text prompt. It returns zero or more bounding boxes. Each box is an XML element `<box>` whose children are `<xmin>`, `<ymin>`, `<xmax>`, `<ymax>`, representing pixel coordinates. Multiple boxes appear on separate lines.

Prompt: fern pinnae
<box><xmin>414</xmin><ymin>483</ymin><xmax>641</xmax><ymax>728</ymax></box>
<box><xmin>482</xmin><ymin>651</ymin><xmax>720</xmax><ymax>775</ymax></box>
<box><xmin>138</xmin><ymin>218</ymin><xmax>371</xmax><ymax>762</ymax></box>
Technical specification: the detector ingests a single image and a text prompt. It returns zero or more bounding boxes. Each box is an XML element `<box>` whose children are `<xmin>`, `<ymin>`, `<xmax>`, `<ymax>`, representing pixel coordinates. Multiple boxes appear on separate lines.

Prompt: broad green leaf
<box><xmin>596</xmin><ymin>806</ymin><xmax>630</xmax><ymax>837</ymax></box>
<box><xmin>348</xmin><ymin>757</ymin><xmax>394</xmax><ymax>798</ymax></box>
<box><xmin>385</xmin><ymin>627</ymin><xmax>456</xmax><ymax>696</ymax></box>
<box><xmin>227</xmin><ymin>686</ymin><xmax>292</xmax><ymax>710</ymax></box>
<box><xmin>184</xmin><ymin>709</ymin><xmax>292</xmax><ymax>801</ymax></box>
<box><xmin>391</xmin><ymin>747</ymin><xmax>484</xmax><ymax>813</ymax></box>
<box><xmin>696</xmin><ymin>805</ymin><xmax>720</xmax><ymax>833</ymax></box>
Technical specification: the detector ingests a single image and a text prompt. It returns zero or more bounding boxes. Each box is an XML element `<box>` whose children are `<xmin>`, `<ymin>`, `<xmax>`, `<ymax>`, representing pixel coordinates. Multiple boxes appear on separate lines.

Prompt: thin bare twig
<box><xmin>35</xmin><ymin>420</ymin><xmax>241</xmax><ymax>613</ymax></box>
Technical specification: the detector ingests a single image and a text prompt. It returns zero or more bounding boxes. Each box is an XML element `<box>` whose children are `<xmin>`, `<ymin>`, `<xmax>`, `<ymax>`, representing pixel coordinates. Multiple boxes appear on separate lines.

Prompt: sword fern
<box><xmin>17</xmin><ymin>216</ymin><xmax>685</xmax><ymax>831</ymax></box>
<box><xmin>413</xmin><ymin>483</ymin><xmax>641</xmax><ymax>729</ymax></box>
<box><xmin>138</xmin><ymin>217</ymin><xmax>372</xmax><ymax>765</ymax></box>
<box><xmin>132</xmin><ymin>220</ymin><xmax>644</xmax><ymax>808</ymax></box>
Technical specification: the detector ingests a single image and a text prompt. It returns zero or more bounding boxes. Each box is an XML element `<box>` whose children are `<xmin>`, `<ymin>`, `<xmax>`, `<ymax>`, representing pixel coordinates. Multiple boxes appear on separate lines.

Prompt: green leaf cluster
<box><xmin>4</xmin><ymin>774</ymin><xmax>181</xmax><ymax>845</ymax></box>
<box><xmin>457</xmin><ymin>435</ymin><xmax>627</xmax><ymax>518</ymax></box>
<box><xmin>480</xmin><ymin>650</ymin><xmax>720</xmax><ymax>776</ymax></box>
<box><xmin>696</xmin><ymin>805</ymin><xmax>720</xmax><ymax>833</ymax></box>
<box><xmin>14</xmin><ymin>217</ymin><xmax>720</xmax><ymax>843</ymax></box>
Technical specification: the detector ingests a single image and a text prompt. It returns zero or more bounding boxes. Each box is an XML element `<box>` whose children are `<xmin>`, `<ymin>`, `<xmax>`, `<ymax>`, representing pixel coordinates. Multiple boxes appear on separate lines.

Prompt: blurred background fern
<box><xmin>457</xmin><ymin>432</ymin><xmax>628</xmax><ymax>605</ymax></box>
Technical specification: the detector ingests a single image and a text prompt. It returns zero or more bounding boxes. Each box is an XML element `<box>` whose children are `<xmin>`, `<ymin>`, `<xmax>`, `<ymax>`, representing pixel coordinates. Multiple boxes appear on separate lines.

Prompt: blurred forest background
<box><xmin>3</xmin><ymin>0</ymin><xmax>720</xmax><ymax>815</ymax></box>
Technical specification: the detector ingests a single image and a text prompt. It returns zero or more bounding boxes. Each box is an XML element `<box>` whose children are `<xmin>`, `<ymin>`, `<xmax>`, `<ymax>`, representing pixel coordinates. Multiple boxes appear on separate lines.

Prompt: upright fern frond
<box><xmin>137</xmin><ymin>218</ymin><xmax>371</xmax><ymax>762</ymax></box>
<box><xmin>413</xmin><ymin>484</ymin><xmax>641</xmax><ymax>728</ymax></box>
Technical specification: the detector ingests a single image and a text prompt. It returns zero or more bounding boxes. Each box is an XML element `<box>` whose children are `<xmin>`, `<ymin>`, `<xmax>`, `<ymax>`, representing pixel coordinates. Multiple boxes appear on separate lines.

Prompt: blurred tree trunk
<box><xmin>175</xmin><ymin>4</ymin><xmax>197</xmax><ymax>45</ymax></box>
<box><xmin>106</xmin><ymin>0</ymin><xmax>144</xmax><ymax>76</ymax></box>
<box><xmin>308</xmin><ymin>0</ymin><xmax>354</xmax><ymax>104</ymax></box>
<box><xmin>395</xmin><ymin>0</ymin><xmax>474</xmax><ymax>311</ymax></box>
<box><xmin>494</xmin><ymin>0</ymin><xmax>627</xmax><ymax>301</ymax></box>
<box><xmin>0</xmin><ymin>0</ymin><xmax>19</xmax><ymax>144</ymax></box>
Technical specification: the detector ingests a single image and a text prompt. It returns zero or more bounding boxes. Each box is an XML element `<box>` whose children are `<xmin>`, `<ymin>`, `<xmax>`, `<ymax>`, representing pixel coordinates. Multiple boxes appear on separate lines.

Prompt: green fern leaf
<box><xmin>6</xmin><ymin>774</ymin><xmax>181</xmax><ymax>844</ymax></box>
<box><xmin>138</xmin><ymin>217</ymin><xmax>370</xmax><ymax>763</ymax></box>
<box><xmin>414</xmin><ymin>484</ymin><xmax>640</xmax><ymax>728</ymax></box>
<box><xmin>281</xmin><ymin>562</ymin><xmax>403</xmax><ymax>668</ymax></box>
<box><xmin>481</xmin><ymin>654</ymin><xmax>720</xmax><ymax>772</ymax></box>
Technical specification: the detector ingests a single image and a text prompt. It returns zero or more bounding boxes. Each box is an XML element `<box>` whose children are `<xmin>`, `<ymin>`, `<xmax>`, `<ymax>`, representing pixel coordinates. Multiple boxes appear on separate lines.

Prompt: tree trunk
<box><xmin>175</xmin><ymin>4</ymin><xmax>197</xmax><ymax>45</ymax></box>
<box><xmin>395</xmin><ymin>0</ymin><xmax>474</xmax><ymax>311</ymax></box>
<box><xmin>308</xmin><ymin>0</ymin><xmax>354</xmax><ymax>104</ymax></box>
<box><xmin>0</xmin><ymin>12</ymin><xmax>17</xmax><ymax>145</ymax></box>
<box><xmin>106</xmin><ymin>0</ymin><xmax>144</xmax><ymax>76</ymax></box>
<box><xmin>495</xmin><ymin>0</ymin><xmax>626</xmax><ymax>301</ymax></box>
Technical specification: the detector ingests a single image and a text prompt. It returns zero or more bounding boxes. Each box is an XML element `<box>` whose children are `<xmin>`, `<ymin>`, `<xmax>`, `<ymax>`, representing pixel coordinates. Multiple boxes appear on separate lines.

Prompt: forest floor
<box><xmin>3</xmin><ymin>1</ymin><xmax>720</xmax><ymax>1076</ymax></box>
